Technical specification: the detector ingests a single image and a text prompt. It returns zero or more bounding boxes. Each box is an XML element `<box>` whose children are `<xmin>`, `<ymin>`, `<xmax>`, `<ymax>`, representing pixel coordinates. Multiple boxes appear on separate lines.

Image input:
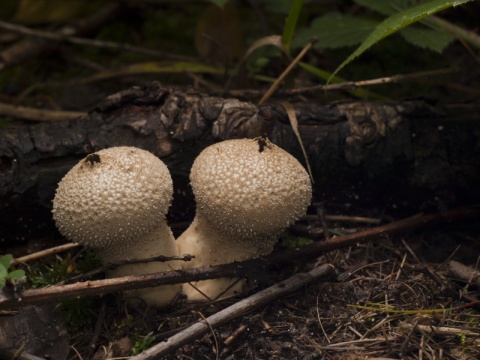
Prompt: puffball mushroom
<box><xmin>52</xmin><ymin>146</ymin><xmax>181</xmax><ymax>307</ymax></box>
<box><xmin>177</xmin><ymin>138</ymin><xmax>312</xmax><ymax>301</ymax></box>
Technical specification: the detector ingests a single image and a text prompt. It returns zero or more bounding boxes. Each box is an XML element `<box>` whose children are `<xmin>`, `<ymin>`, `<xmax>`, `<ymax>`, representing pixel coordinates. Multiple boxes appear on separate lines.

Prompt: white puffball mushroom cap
<box><xmin>190</xmin><ymin>138</ymin><xmax>312</xmax><ymax>252</ymax></box>
<box><xmin>52</xmin><ymin>146</ymin><xmax>173</xmax><ymax>258</ymax></box>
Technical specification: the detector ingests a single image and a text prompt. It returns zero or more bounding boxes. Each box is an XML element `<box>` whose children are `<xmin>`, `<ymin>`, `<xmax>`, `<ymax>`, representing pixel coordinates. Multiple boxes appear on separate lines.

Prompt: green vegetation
<box><xmin>26</xmin><ymin>250</ymin><xmax>102</xmax><ymax>331</ymax></box>
<box><xmin>131</xmin><ymin>332</ymin><xmax>156</xmax><ymax>355</ymax></box>
<box><xmin>0</xmin><ymin>254</ymin><xmax>25</xmax><ymax>289</ymax></box>
<box><xmin>0</xmin><ymin>0</ymin><xmax>476</xmax><ymax>106</ymax></box>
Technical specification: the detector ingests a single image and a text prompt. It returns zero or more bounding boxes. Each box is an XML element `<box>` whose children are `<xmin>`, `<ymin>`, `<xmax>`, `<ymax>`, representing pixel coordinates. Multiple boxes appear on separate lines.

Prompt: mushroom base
<box><xmin>177</xmin><ymin>215</ymin><xmax>276</xmax><ymax>301</ymax></box>
<box><xmin>101</xmin><ymin>225</ymin><xmax>182</xmax><ymax>307</ymax></box>
<box><xmin>183</xmin><ymin>277</ymin><xmax>246</xmax><ymax>302</ymax></box>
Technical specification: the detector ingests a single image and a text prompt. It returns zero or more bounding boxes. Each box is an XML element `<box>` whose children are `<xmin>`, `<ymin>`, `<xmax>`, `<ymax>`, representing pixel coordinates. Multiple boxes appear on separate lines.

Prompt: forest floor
<box><xmin>2</xmin><ymin>203</ymin><xmax>479</xmax><ymax>360</ymax></box>
<box><xmin>0</xmin><ymin>2</ymin><xmax>479</xmax><ymax>358</ymax></box>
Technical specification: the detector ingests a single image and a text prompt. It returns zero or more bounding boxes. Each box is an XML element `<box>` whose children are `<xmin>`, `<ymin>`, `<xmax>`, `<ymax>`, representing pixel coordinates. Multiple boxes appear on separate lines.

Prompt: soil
<box><xmin>2</xmin><ymin>202</ymin><xmax>479</xmax><ymax>360</ymax></box>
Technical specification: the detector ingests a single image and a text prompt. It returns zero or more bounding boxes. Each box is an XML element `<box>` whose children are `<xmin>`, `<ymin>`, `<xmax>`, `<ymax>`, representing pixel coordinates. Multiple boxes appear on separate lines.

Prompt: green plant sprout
<box><xmin>131</xmin><ymin>332</ymin><xmax>156</xmax><ymax>355</ymax></box>
<box><xmin>27</xmin><ymin>249</ymin><xmax>101</xmax><ymax>288</ymax></box>
<box><xmin>0</xmin><ymin>254</ymin><xmax>25</xmax><ymax>289</ymax></box>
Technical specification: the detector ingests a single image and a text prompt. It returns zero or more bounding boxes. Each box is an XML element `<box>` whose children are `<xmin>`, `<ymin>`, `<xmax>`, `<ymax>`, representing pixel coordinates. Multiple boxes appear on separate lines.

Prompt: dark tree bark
<box><xmin>0</xmin><ymin>82</ymin><xmax>479</xmax><ymax>243</ymax></box>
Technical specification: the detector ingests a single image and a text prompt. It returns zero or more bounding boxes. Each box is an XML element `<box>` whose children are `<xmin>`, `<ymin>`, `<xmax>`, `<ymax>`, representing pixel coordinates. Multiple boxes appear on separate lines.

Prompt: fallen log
<box><xmin>0</xmin><ymin>82</ymin><xmax>479</xmax><ymax>243</ymax></box>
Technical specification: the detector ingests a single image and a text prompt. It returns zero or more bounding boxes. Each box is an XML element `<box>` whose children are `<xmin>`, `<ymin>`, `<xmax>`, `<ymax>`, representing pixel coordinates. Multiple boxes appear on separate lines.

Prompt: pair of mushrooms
<box><xmin>52</xmin><ymin>139</ymin><xmax>312</xmax><ymax>307</ymax></box>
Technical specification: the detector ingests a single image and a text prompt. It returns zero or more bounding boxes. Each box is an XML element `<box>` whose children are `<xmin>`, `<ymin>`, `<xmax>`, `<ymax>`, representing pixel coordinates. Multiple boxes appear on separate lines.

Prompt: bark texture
<box><xmin>0</xmin><ymin>82</ymin><xmax>478</xmax><ymax>242</ymax></box>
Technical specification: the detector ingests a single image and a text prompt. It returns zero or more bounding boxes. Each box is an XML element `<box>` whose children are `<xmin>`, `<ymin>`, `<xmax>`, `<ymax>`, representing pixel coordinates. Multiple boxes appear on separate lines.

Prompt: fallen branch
<box><xmin>130</xmin><ymin>264</ymin><xmax>335</xmax><ymax>359</ymax></box>
<box><xmin>0</xmin><ymin>18</ymin><xmax>195</xmax><ymax>63</ymax></box>
<box><xmin>0</xmin><ymin>3</ymin><xmax>122</xmax><ymax>71</ymax></box>
<box><xmin>269</xmin><ymin>207</ymin><xmax>478</xmax><ymax>265</ymax></box>
<box><xmin>228</xmin><ymin>68</ymin><xmax>457</xmax><ymax>98</ymax></box>
<box><xmin>0</xmin><ymin>102</ymin><xmax>86</xmax><ymax>122</ymax></box>
<box><xmin>11</xmin><ymin>243</ymin><xmax>80</xmax><ymax>265</ymax></box>
<box><xmin>0</xmin><ymin>206</ymin><xmax>476</xmax><ymax>310</ymax></box>
<box><xmin>0</xmin><ymin>260</ymin><xmax>266</xmax><ymax>310</ymax></box>
<box><xmin>399</xmin><ymin>321</ymin><xmax>480</xmax><ymax>337</ymax></box>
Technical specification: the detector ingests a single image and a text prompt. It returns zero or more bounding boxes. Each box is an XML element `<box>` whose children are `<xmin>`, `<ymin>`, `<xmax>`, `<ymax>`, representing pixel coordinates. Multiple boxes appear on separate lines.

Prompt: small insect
<box><xmin>85</xmin><ymin>153</ymin><xmax>101</xmax><ymax>165</ymax></box>
<box><xmin>256</xmin><ymin>137</ymin><xmax>269</xmax><ymax>153</ymax></box>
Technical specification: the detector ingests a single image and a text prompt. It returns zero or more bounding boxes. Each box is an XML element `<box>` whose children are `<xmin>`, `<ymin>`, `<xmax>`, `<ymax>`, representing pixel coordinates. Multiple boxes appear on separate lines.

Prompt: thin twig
<box><xmin>0</xmin><ymin>207</ymin><xmax>476</xmax><ymax>310</ymax></box>
<box><xmin>61</xmin><ymin>254</ymin><xmax>195</xmax><ymax>285</ymax></box>
<box><xmin>258</xmin><ymin>37</ymin><xmax>317</xmax><ymax>105</ymax></box>
<box><xmin>12</xmin><ymin>243</ymin><xmax>81</xmax><ymax>265</ymax></box>
<box><xmin>399</xmin><ymin>321</ymin><xmax>480</xmax><ymax>337</ymax></box>
<box><xmin>269</xmin><ymin>207</ymin><xmax>477</xmax><ymax>265</ymax></box>
<box><xmin>230</xmin><ymin>67</ymin><xmax>456</xmax><ymax>98</ymax></box>
<box><xmin>130</xmin><ymin>264</ymin><xmax>335</xmax><ymax>359</ymax></box>
<box><xmin>197</xmin><ymin>311</ymin><xmax>219</xmax><ymax>360</ymax></box>
<box><xmin>0</xmin><ymin>102</ymin><xmax>86</xmax><ymax>122</ymax></box>
<box><xmin>286</xmin><ymin>67</ymin><xmax>457</xmax><ymax>95</ymax></box>
<box><xmin>0</xmin><ymin>20</ymin><xmax>196</xmax><ymax>63</ymax></box>
<box><xmin>0</xmin><ymin>3</ymin><xmax>122</xmax><ymax>71</ymax></box>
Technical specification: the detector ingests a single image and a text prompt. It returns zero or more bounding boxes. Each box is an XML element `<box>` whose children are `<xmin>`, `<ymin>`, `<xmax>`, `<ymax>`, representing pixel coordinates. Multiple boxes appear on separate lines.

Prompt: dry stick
<box><xmin>302</xmin><ymin>214</ymin><xmax>382</xmax><ymax>225</ymax></box>
<box><xmin>0</xmin><ymin>102</ymin><xmax>86</xmax><ymax>122</ymax></box>
<box><xmin>230</xmin><ymin>67</ymin><xmax>456</xmax><ymax>98</ymax></box>
<box><xmin>0</xmin><ymin>260</ymin><xmax>265</xmax><ymax>310</ymax></box>
<box><xmin>0</xmin><ymin>19</ymin><xmax>195</xmax><ymax>63</ymax></box>
<box><xmin>268</xmin><ymin>207</ymin><xmax>477</xmax><ymax>265</ymax></box>
<box><xmin>0</xmin><ymin>207</ymin><xmax>476</xmax><ymax>310</ymax></box>
<box><xmin>61</xmin><ymin>254</ymin><xmax>195</xmax><ymax>285</ymax></box>
<box><xmin>258</xmin><ymin>37</ymin><xmax>317</xmax><ymax>105</ymax></box>
<box><xmin>284</xmin><ymin>67</ymin><xmax>456</xmax><ymax>96</ymax></box>
<box><xmin>0</xmin><ymin>3</ymin><xmax>122</xmax><ymax>71</ymax></box>
<box><xmin>399</xmin><ymin>322</ymin><xmax>480</xmax><ymax>337</ymax></box>
<box><xmin>130</xmin><ymin>264</ymin><xmax>335</xmax><ymax>360</ymax></box>
<box><xmin>11</xmin><ymin>243</ymin><xmax>81</xmax><ymax>266</ymax></box>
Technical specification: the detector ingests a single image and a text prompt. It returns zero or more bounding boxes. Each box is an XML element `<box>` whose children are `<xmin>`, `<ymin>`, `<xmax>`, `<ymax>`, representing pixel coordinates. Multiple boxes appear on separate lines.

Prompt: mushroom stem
<box><xmin>102</xmin><ymin>223</ymin><xmax>182</xmax><ymax>307</ymax></box>
<box><xmin>177</xmin><ymin>215</ymin><xmax>250</xmax><ymax>301</ymax></box>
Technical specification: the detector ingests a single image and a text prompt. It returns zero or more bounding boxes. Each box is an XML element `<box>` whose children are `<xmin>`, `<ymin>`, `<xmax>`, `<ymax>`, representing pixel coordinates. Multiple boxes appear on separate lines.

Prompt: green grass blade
<box><xmin>282</xmin><ymin>0</ymin><xmax>304</xmax><ymax>56</ymax></box>
<box><xmin>328</xmin><ymin>0</ymin><xmax>474</xmax><ymax>83</ymax></box>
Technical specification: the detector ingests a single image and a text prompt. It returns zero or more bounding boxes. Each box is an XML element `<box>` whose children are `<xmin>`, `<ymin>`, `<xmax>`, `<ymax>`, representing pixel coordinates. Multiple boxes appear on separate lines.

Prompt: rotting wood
<box><xmin>0</xmin><ymin>206</ymin><xmax>475</xmax><ymax>311</ymax></box>
<box><xmin>0</xmin><ymin>82</ymin><xmax>479</xmax><ymax>242</ymax></box>
<box><xmin>130</xmin><ymin>264</ymin><xmax>335</xmax><ymax>360</ymax></box>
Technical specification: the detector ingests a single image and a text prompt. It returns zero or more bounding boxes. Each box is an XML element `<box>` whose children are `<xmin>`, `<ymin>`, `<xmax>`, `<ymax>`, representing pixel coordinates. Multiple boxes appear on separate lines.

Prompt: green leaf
<box><xmin>8</xmin><ymin>269</ymin><xmax>25</xmax><ymax>281</ymax></box>
<box><xmin>0</xmin><ymin>278</ymin><xmax>5</xmax><ymax>289</ymax></box>
<box><xmin>328</xmin><ymin>0</ymin><xmax>474</xmax><ymax>83</ymax></box>
<box><xmin>400</xmin><ymin>25</ymin><xmax>454</xmax><ymax>52</ymax></box>
<box><xmin>282</xmin><ymin>0</ymin><xmax>304</xmax><ymax>55</ymax></box>
<box><xmin>0</xmin><ymin>254</ymin><xmax>13</xmax><ymax>270</ymax></box>
<box><xmin>354</xmin><ymin>0</ymin><xmax>410</xmax><ymax>16</ymax></box>
<box><xmin>0</xmin><ymin>264</ymin><xmax>7</xmax><ymax>278</ymax></box>
<box><xmin>294</xmin><ymin>12</ymin><xmax>378</xmax><ymax>49</ymax></box>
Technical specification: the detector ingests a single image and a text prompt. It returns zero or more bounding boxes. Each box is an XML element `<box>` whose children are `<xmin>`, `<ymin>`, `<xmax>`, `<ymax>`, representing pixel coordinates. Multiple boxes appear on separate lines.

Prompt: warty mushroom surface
<box><xmin>177</xmin><ymin>138</ymin><xmax>312</xmax><ymax>301</ymax></box>
<box><xmin>52</xmin><ymin>146</ymin><xmax>182</xmax><ymax>307</ymax></box>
